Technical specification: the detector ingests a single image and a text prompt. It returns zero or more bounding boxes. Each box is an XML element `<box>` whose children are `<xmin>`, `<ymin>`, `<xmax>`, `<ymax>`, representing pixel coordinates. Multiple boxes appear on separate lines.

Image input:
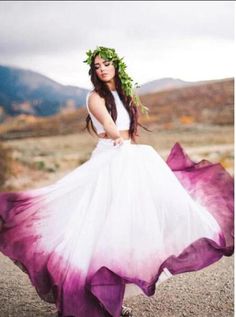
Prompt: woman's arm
<box><xmin>88</xmin><ymin>92</ymin><xmax>121</xmax><ymax>140</ymax></box>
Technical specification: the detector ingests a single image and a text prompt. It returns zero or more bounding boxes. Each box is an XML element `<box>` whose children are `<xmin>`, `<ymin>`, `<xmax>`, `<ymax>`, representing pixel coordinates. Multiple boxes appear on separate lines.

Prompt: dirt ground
<box><xmin>0</xmin><ymin>254</ymin><xmax>234</xmax><ymax>317</ymax></box>
<box><xmin>0</xmin><ymin>124</ymin><xmax>234</xmax><ymax>316</ymax></box>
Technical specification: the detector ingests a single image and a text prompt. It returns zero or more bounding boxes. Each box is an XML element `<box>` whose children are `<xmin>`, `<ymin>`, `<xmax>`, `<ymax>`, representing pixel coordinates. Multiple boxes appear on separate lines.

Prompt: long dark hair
<box><xmin>82</xmin><ymin>53</ymin><xmax>152</xmax><ymax>143</ymax></box>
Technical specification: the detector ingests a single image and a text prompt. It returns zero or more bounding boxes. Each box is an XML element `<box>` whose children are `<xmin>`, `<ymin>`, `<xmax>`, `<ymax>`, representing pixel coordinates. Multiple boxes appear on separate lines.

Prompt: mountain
<box><xmin>0</xmin><ymin>64</ymin><xmax>233</xmax><ymax>131</ymax></box>
<box><xmin>0</xmin><ymin>65</ymin><xmax>89</xmax><ymax>119</ymax></box>
<box><xmin>139</xmin><ymin>77</ymin><xmax>234</xmax><ymax>126</ymax></box>
<box><xmin>135</xmin><ymin>77</ymin><xmax>228</xmax><ymax>95</ymax></box>
<box><xmin>135</xmin><ymin>77</ymin><xmax>190</xmax><ymax>95</ymax></box>
<box><xmin>0</xmin><ymin>77</ymin><xmax>233</xmax><ymax>140</ymax></box>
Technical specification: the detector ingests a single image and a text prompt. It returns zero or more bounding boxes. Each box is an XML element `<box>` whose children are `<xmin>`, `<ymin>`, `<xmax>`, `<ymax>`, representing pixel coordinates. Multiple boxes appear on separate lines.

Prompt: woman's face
<box><xmin>94</xmin><ymin>55</ymin><xmax>116</xmax><ymax>83</ymax></box>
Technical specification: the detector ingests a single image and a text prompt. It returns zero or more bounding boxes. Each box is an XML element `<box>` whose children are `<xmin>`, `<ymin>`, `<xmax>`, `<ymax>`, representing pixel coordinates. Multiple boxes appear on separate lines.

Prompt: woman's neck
<box><xmin>106</xmin><ymin>81</ymin><xmax>116</xmax><ymax>92</ymax></box>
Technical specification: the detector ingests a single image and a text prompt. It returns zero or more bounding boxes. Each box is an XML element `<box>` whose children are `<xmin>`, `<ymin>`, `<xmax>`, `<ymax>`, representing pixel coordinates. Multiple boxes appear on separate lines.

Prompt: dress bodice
<box><xmin>86</xmin><ymin>90</ymin><xmax>130</xmax><ymax>134</ymax></box>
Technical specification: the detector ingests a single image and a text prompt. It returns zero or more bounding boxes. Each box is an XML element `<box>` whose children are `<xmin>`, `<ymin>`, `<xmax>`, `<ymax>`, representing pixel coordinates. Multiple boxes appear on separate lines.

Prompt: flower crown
<box><xmin>83</xmin><ymin>46</ymin><xmax>149</xmax><ymax>116</ymax></box>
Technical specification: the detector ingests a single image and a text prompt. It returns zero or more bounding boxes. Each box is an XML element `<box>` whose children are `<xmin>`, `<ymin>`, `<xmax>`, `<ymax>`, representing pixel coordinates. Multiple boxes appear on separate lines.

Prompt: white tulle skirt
<box><xmin>0</xmin><ymin>137</ymin><xmax>234</xmax><ymax>317</ymax></box>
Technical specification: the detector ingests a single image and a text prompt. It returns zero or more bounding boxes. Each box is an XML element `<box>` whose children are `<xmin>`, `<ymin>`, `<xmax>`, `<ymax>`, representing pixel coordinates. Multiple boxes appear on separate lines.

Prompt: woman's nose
<box><xmin>100</xmin><ymin>65</ymin><xmax>106</xmax><ymax>72</ymax></box>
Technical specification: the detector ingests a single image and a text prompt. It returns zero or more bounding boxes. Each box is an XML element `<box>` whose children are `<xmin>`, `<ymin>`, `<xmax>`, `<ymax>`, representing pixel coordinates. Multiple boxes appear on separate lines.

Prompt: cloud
<box><xmin>0</xmin><ymin>1</ymin><xmax>234</xmax><ymax>87</ymax></box>
<box><xmin>0</xmin><ymin>1</ymin><xmax>233</xmax><ymax>57</ymax></box>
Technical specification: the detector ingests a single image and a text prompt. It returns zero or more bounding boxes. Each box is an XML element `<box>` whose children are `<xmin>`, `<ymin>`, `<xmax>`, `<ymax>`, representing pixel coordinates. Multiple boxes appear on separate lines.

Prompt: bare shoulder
<box><xmin>88</xmin><ymin>91</ymin><xmax>105</xmax><ymax>106</ymax></box>
<box><xmin>87</xmin><ymin>91</ymin><xmax>111</xmax><ymax>125</ymax></box>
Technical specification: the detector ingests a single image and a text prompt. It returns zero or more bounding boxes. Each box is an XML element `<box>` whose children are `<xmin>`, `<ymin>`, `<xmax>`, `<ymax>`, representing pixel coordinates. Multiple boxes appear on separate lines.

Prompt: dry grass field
<box><xmin>2</xmin><ymin>124</ymin><xmax>234</xmax><ymax>191</ymax></box>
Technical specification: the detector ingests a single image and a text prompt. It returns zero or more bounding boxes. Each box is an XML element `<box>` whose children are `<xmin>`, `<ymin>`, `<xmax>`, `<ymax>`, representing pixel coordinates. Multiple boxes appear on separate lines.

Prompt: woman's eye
<box><xmin>95</xmin><ymin>62</ymin><xmax>110</xmax><ymax>70</ymax></box>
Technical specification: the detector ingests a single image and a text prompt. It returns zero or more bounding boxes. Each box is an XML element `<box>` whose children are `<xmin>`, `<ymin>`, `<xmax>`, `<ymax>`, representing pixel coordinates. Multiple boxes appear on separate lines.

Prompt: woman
<box><xmin>0</xmin><ymin>46</ymin><xmax>234</xmax><ymax>317</ymax></box>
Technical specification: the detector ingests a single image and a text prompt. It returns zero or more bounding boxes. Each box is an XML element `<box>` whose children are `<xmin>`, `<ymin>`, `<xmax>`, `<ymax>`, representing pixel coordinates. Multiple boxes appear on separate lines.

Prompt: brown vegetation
<box><xmin>140</xmin><ymin>78</ymin><xmax>234</xmax><ymax>126</ymax></box>
<box><xmin>0</xmin><ymin>142</ymin><xmax>16</xmax><ymax>190</ymax></box>
<box><xmin>0</xmin><ymin>78</ymin><xmax>233</xmax><ymax>140</ymax></box>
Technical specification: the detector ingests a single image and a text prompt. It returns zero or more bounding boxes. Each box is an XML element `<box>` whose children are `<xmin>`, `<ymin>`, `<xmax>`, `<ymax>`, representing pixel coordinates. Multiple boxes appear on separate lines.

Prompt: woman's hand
<box><xmin>113</xmin><ymin>136</ymin><xmax>124</xmax><ymax>146</ymax></box>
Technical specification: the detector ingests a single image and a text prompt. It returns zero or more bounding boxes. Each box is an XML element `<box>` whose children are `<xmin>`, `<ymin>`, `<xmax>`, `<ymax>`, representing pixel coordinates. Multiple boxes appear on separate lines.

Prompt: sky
<box><xmin>0</xmin><ymin>1</ymin><xmax>234</xmax><ymax>90</ymax></box>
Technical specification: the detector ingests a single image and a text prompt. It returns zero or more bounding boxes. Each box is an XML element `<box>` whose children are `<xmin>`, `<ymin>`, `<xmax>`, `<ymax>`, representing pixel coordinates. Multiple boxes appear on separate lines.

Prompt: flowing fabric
<box><xmin>0</xmin><ymin>138</ymin><xmax>234</xmax><ymax>317</ymax></box>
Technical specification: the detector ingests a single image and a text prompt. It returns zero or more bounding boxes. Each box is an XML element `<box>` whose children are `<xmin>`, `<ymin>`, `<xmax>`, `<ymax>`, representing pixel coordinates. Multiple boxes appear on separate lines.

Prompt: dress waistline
<box><xmin>97</xmin><ymin>138</ymin><xmax>131</xmax><ymax>144</ymax></box>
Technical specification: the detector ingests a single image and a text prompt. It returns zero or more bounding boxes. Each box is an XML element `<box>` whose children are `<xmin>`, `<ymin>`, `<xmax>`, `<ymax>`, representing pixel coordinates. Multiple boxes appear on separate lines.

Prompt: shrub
<box><xmin>0</xmin><ymin>142</ymin><xmax>14</xmax><ymax>190</ymax></box>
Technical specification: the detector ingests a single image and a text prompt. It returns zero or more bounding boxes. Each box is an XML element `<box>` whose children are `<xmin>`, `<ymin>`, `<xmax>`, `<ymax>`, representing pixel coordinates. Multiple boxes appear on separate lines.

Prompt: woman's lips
<box><xmin>102</xmin><ymin>74</ymin><xmax>108</xmax><ymax>77</ymax></box>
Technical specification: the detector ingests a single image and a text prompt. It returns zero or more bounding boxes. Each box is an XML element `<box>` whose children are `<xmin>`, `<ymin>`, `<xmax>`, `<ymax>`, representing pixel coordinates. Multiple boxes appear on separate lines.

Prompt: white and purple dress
<box><xmin>0</xmin><ymin>90</ymin><xmax>234</xmax><ymax>317</ymax></box>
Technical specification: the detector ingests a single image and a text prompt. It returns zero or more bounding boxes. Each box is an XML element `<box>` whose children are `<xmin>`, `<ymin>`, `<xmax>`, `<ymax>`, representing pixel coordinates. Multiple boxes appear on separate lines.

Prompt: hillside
<box><xmin>140</xmin><ymin>77</ymin><xmax>234</xmax><ymax>127</ymax></box>
<box><xmin>0</xmin><ymin>74</ymin><xmax>233</xmax><ymax>140</ymax></box>
<box><xmin>0</xmin><ymin>65</ymin><xmax>88</xmax><ymax>120</ymax></box>
<box><xmin>136</xmin><ymin>77</ymin><xmax>192</xmax><ymax>95</ymax></box>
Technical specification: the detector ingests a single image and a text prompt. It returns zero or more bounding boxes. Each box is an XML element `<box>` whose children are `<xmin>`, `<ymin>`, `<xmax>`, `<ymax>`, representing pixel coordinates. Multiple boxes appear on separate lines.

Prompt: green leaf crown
<box><xmin>83</xmin><ymin>46</ymin><xmax>149</xmax><ymax>116</ymax></box>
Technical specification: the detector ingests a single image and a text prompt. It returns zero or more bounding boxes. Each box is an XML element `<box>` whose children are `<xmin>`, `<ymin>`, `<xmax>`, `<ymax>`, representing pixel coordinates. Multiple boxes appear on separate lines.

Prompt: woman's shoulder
<box><xmin>87</xmin><ymin>90</ymin><xmax>104</xmax><ymax>103</ymax></box>
<box><xmin>86</xmin><ymin>90</ymin><xmax>97</xmax><ymax>106</ymax></box>
<box><xmin>86</xmin><ymin>90</ymin><xmax>106</xmax><ymax>113</ymax></box>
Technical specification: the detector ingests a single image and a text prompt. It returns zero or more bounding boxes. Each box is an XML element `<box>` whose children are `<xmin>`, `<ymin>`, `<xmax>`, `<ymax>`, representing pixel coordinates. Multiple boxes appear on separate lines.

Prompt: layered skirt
<box><xmin>0</xmin><ymin>138</ymin><xmax>234</xmax><ymax>317</ymax></box>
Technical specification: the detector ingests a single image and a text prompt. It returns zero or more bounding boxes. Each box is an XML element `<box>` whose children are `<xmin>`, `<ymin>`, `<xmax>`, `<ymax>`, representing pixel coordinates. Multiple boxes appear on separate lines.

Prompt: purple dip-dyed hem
<box><xmin>166</xmin><ymin>142</ymin><xmax>234</xmax><ymax>253</ymax></box>
<box><xmin>0</xmin><ymin>142</ymin><xmax>234</xmax><ymax>317</ymax></box>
